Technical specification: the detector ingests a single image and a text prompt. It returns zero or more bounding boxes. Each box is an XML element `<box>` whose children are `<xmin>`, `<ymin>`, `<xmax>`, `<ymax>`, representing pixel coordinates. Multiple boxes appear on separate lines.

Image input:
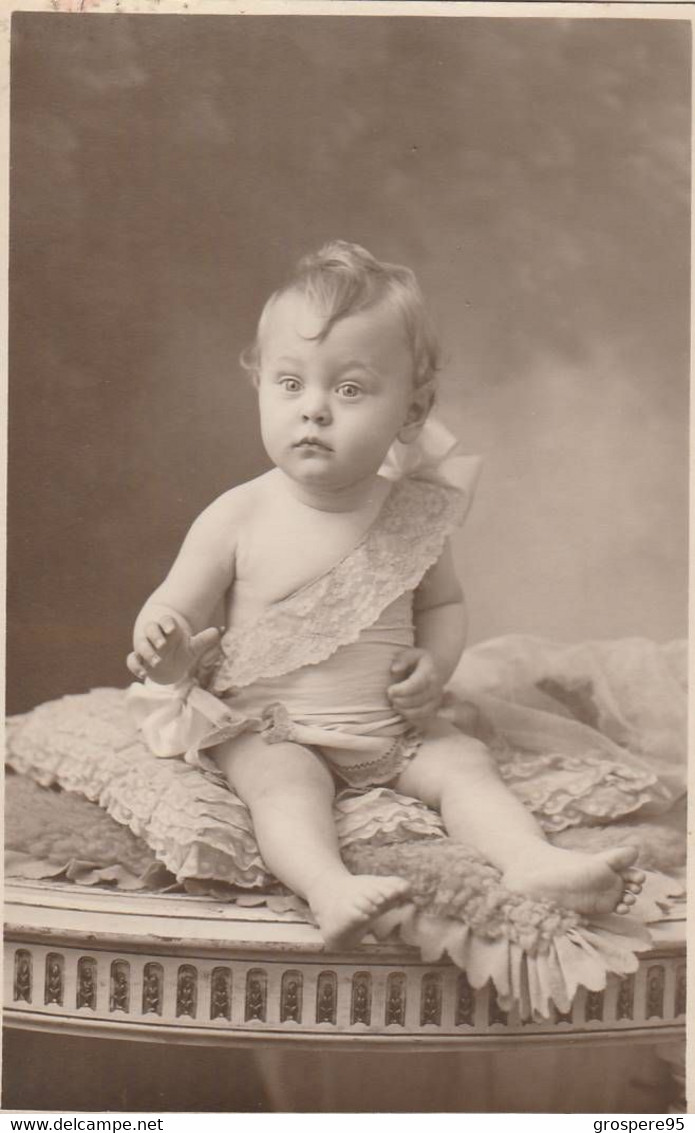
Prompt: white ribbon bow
<box><xmin>379</xmin><ymin>416</ymin><xmax>483</xmax><ymax>498</ymax></box>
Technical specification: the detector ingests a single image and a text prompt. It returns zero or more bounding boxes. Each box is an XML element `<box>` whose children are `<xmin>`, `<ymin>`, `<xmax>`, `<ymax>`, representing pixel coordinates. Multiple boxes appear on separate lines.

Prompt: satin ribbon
<box><xmin>378</xmin><ymin>416</ymin><xmax>482</xmax><ymax>499</ymax></box>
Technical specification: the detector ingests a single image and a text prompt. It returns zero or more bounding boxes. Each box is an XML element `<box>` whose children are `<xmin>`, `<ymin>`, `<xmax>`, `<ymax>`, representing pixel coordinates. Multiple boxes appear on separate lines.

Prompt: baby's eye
<box><xmin>278</xmin><ymin>376</ymin><xmax>302</xmax><ymax>393</ymax></box>
<box><xmin>337</xmin><ymin>382</ymin><xmax>362</xmax><ymax>400</ymax></box>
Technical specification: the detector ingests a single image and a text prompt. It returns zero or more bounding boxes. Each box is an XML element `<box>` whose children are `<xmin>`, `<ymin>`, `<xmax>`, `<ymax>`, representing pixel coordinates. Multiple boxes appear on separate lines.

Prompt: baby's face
<box><xmin>256</xmin><ymin>289</ymin><xmax>424</xmax><ymax>492</ymax></box>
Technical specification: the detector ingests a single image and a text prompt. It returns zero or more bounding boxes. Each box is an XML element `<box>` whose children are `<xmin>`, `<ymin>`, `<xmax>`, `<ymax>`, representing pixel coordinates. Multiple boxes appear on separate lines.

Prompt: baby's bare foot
<box><xmin>309</xmin><ymin>874</ymin><xmax>411</xmax><ymax>950</ymax></box>
<box><xmin>503</xmin><ymin>844</ymin><xmax>645</xmax><ymax>916</ymax></box>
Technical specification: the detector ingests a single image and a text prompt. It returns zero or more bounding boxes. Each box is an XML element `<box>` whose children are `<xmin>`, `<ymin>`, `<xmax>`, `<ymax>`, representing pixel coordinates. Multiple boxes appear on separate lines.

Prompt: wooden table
<box><xmin>4</xmin><ymin>880</ymin><xmax>687</xmax><ymax>1112</ymax></box>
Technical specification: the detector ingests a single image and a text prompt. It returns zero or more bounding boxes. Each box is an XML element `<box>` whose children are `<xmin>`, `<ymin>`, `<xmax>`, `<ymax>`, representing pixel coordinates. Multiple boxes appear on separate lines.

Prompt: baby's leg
<box><xmin>395</xmin><ymin>718</ymin><xmax>644</xmax><ymax>916</ymax></box>
<box><xmin>215</xmin><ymin>732</ymin><xmax>409</xmax><ymax>948</ymax></box>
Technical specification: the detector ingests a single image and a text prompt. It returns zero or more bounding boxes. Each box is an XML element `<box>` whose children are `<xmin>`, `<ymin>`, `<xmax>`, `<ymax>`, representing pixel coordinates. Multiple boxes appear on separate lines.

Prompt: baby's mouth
<box><xmin>294</xmin><ymin>437</ymin><xmax>333</xmax><ymax>452</ymax></box>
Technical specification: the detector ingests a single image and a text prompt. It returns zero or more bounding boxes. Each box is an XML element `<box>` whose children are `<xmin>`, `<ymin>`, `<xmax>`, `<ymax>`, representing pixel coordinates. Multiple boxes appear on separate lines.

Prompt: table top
<box><xmin>5</xmin><ymin>876</ymin><xmax>687</xmax><ymax>957</ymax></box>
<box><xmin>4</xmin><ymin>878</ymin><xmax>686</xmax><ymax>1049</ymax></box>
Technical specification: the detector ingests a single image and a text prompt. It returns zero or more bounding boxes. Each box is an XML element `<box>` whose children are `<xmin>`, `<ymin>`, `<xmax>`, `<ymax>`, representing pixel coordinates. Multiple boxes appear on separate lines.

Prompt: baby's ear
<box><xmin>398</xmin><ymin>386</ymin><xmax>433</xmax><ymax>444</ymax></box>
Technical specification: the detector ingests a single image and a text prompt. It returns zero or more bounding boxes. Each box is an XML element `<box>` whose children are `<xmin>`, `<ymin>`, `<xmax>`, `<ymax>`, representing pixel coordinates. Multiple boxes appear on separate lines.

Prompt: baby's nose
<box><xmin>302</xmin><ymin>394</ymin><xmax>332</xmax><ymax>424</ymax></box>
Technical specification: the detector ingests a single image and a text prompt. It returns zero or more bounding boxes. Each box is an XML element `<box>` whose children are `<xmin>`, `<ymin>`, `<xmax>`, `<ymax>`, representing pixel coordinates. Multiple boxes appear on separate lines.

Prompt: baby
<box><xmin>128</xmin><ymin>241</ymin><xmax>644</xmax><ymax>948</ymax></box>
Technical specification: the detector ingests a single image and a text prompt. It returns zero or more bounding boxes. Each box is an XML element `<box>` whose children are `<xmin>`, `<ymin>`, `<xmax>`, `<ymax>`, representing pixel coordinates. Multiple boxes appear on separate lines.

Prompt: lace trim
<box><xmin>497</xmin><ymin>748</ymin><xmax>667</xmax><ymax>833</ymax></box>
<box><xmin>5</xmin><ymin>689</ymin><xmax>442</xmax><ymax>888</ymax></box>
<box><xmin>211</xmin><ymin>478</ymin><xmax>466</xmax><ymax>693</ymax></box>
<box><xmin>5</xmin><ymin>689</ymin><xmax>271</xmax><ymax>888</ymax></box>
<box><xmin>330</xmin><ymin>730</ymin><xmax>423</xmax><ymax>789</ymax></box>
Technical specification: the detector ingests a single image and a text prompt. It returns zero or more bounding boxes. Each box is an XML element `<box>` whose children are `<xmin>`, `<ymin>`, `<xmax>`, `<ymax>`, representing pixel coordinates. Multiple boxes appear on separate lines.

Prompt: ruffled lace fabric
<box><xmin>6</xmin><ymin>764</ymin><xmax>673</xmax><ymax>1021</ymax></box>
<box><xmin>6</xmin><ymin>689</ymin><xmax>269</xmax><ymax>888</ymax></box>
<box><xmin>334</xmin><ymin>786</ymin><xmax>445</xmax><ymax>847</ymax></box>
<box><xmin>495</xmin><ymin>748</ymin><xmax>668</xmax><ymax>832</ymax></box>
<box><xmin>6</xmin><ymin>634</ymin><xmax>676</xmax><ymax>886</ymax></box>
<box><xmin>443</xmin><ymin>636</ymin><xmax>680</xmax><ymax>833</ymax></box>
<box><xmin>449</xmin><ymin>635</ymin><xmax>686</xmax><ymax>798</ymax></box>
<box><xmin>5</xmin><ymin>641</ymin><xmax>686</xmax><ymax>1020</ymax></box>
<box><xmin>211</xmin><ymin>477</ymin><xmax>468</xmax><ymax>694</ymax></box>
<box><xmin>5</xmin><ymin>688</ymin><xmax>445</xmax><ymax>887</ymax></box>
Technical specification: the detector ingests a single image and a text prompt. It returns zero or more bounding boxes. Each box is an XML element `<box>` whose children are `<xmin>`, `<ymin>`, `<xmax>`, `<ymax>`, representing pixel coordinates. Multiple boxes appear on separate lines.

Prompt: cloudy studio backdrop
<box><xmin>8</xmin><ymin>12</ymin><xmax>689</xmax><ymax>716</ymax></box>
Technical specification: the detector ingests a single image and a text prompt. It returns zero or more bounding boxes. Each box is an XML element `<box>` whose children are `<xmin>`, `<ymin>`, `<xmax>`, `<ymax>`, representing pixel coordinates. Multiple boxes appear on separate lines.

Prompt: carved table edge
<box><xmin>3</xmin><ymin>921</ymin><xmax>686</xmax><ymax>965</ymax></box>
<box><xmin>2</xmin><ymin>1009</ymin><xmax>686</xmax><ymax>1052</ymax></box>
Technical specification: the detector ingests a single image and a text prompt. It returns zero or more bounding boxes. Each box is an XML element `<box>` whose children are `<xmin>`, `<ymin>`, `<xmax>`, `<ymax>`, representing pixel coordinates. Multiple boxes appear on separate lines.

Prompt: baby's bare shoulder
<box><xmin>215</xmin><ymin>470</ymin><xmax>283</xmax><ymax>516</ymax></box>
<box><xmin>185</xmin><ymin>474</ymin><xmax>272</xmax><ymax>553</ymax></box>
<box><xmin>203</xmin><ymin>477</ymin><xmax>266</xmax><ymax>520</ymax></box>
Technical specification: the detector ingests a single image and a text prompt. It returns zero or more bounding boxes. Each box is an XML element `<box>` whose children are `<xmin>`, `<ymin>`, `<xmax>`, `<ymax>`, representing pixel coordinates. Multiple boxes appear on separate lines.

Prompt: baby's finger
<box><xmin>191</xmin><ymin>626</ymin><xmax>222</xmax><ymax>660</ymax></box>
<box><xmin>388</xmin><ymin>670</ymin><xmax>429</xmax><ymax>698</ymax></box>
<box><xmin>159</xmin><ymin>615</ymin><xmax>178</xmax><ymax>636</ymax></box>
<box><xmin>144</xmin><ymin>621</ymin><xmax>168</xmax><ymax>651</ymax></box>
<box><xmin>133</xmin><ymin>639</ymin><xmax>162</xmax><ymax>668</ymax></box>
<box><xmin>395</xmin><ymin>687</ymin><xmax>436</xmax><ymax>709</ymax></box>
<box><xmin>390</xmin><ymin>649</ymin><xmax>421</xmax><ymax>677</ymax></box>
<box><xmin>126</xmin><ymin>652</ymin><xmax>148</xmax><ymax>680</ymax></box>
<box><xmin>391</xmin><ymin>686</ymin><xmax>431</xmax><ymax>708</ymax></box>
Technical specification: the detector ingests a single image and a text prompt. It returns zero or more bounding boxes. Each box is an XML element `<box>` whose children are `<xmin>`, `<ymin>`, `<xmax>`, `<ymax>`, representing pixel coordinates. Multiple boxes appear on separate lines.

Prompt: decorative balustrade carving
<box><xmin>44</xmin><ymin>954</ymin><xmax>63</xmax><ymax>1006</ymax></box>
<box><xmin>5</xmin><ymin>945</ymin><xmax>687</xmax><ymax>1041</ymax></box>
<box><xmin>77</xmin><ymin>957</ymin><xmax>97</xmax><ymax>1011</ymax></box>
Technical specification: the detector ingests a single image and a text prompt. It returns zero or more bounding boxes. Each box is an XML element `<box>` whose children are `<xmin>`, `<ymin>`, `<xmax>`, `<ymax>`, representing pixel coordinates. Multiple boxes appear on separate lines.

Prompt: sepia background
<box><xmin>4</xmin><ymin>9</ymin><xmax>690</xmax><ymax>1113</ymax></box>
<box><xmin>8</xmin><ymin>13</ymin><xmax>690</xmax><ymax>720</ymax></box>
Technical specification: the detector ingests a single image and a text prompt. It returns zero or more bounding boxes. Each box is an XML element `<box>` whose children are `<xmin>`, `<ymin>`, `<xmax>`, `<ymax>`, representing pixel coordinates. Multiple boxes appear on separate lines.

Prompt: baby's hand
<box><xmin>127</xmin><ymin>616</ymin><xmax>222</xmax><ymax>686</ymax></box>
<box><xmin>387</xmin><ymin>647</ymin><xmax>443</xmax><ymax>726</ymax></box>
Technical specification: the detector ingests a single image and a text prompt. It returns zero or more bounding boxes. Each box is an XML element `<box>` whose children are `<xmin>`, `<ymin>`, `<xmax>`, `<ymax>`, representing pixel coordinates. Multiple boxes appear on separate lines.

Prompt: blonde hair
<box><xmin>241</xmin><ymin>241</ymin><xmax>440</xmax><ymax>397</ymax></box>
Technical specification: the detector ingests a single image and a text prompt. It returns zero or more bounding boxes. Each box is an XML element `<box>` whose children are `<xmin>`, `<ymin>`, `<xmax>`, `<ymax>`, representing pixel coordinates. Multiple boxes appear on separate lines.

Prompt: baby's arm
<box><xmin>129</xmin><ymin>492</ymin><xmax>240</xmax><ymax>685</ymax></box>
<box><xmin>388</xmin><ymin>541</ymin><xmax>466</xmax><ymax>723</ymax></box>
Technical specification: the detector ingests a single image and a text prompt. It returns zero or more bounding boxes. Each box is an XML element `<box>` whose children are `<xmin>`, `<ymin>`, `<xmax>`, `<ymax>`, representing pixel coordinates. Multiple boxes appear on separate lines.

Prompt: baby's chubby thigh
<box><xmin>394</xmin><ymin>716</ymin><xmax>495</xmax><ymax>811</ymax></box>
<box><xmin>213</xmin><ymin>729</ymin><xmax>336</xmax><ymax>809</ymax></box>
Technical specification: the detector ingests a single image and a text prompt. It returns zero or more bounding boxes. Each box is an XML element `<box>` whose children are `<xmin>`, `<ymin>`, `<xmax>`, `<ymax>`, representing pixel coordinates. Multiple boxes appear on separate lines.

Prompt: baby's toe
<box><xmin>623</xmin><ymin>867</ymin><xmax>646</xmax><ymax>885</ymax></box>
<box><xmin>373</xmin><ymin>877</ymin><xmax>410</xmax><ymax>910</ymax></box>
<box><xmin>620</xmin><ymin>891</ymin><xmax>637</xmax><ymax>906</ymax></box>
<box><xmin>376</xmin><ymin>879</ymin><xmax>405</xmax><ymax>899</ymax></box>
<box><xmin>600</xmin><ymin>846</ymin><xmax>638</xmax><ymax>874</ymax></box>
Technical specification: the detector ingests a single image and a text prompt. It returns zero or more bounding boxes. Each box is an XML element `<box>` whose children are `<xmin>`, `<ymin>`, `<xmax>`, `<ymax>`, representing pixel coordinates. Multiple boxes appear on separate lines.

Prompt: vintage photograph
<box><xmin>3</xmin><ymin>4</ymin><xmax>689</xmax><ymax>1114</ymax></box>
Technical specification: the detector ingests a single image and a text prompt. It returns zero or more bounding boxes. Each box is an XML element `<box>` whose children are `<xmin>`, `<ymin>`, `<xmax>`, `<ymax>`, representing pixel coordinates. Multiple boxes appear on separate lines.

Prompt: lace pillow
<box><xmin>5</xmin><ymin>688</ymin><xmax>443</xmax><ymax>887</ymax></box>
<box><xmin>497</xmin><ymin>748</ymin><xmax>669</xmax><ymax>833</ymax></box>
<box><xmin>5</xmin><ymin>682</ymin><xmax>671</xmax><ymax>890</ymax></box>
<box><xmin>443</xmin><ymin>692</ymin><xmax>671</xmax><ymax>833</ymax></box>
